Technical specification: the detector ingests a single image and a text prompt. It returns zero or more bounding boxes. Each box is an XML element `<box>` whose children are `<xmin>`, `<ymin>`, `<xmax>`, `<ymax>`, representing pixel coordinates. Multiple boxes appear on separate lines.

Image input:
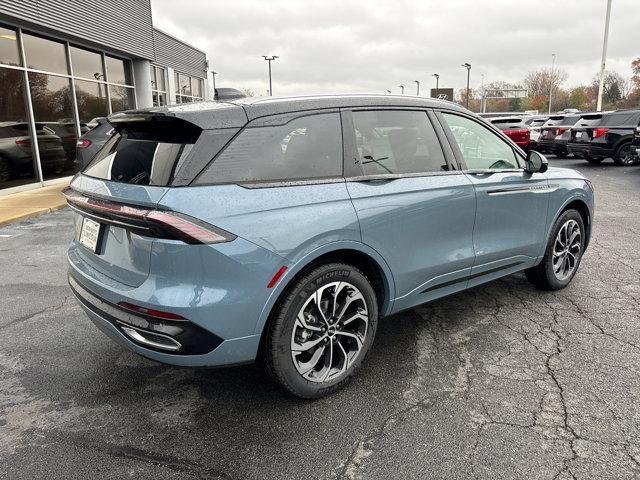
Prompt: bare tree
<box><xmin>523</xmin><ymin>68</ymin><xmax>568</xmax><ymax>99</ymax></box>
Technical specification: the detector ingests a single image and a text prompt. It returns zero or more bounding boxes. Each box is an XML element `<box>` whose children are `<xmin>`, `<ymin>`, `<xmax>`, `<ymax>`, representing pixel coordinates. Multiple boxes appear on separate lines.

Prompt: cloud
<box><xmin>151</xmin><ymin>0</ymin><xmax>640</xmax><ymax>96</ymax></box>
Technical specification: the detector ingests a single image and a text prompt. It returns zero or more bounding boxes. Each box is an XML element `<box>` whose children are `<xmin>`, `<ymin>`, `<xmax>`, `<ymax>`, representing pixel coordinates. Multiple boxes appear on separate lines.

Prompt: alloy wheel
<box><xmin>290</xmin><ymin>281</ymin><xmax>368</xmax><ymax>383</ymax></box>
<box><xmin>618</xmin><ymin>145</ymin><xmax>636</xmax><ymax>165</ymax></box>
<box><xmin>552</xmin><ymin>219</ymin><xmax>581</xmax><ymax>281</ymax></box>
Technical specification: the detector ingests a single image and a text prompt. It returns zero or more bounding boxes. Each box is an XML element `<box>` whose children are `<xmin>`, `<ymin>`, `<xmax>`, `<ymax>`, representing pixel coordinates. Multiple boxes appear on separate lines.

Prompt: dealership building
<box><xmin>0</xmin><ymin>0</ymin><xmax>209</xmax><ymax>194</ymax></box>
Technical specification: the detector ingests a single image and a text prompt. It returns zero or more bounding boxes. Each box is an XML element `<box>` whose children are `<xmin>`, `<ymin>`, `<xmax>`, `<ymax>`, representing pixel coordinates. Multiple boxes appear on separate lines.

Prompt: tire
<box><xmin>613</xmin><ymin>142</ymin><xmax>637</xmax><ymax>166</ymax></box>
<box><xmin>525</xmin><ymin>209</ymin><xmax>585</xmax><ymax>291</ymax></box>
<box><xmin>0</xmin><ymin>157</ymin><xmax>11</xmax><ymax>183</ymax></box>
<box><xmin>555</xmin><ymin>150</ymin><xmax>568</xmax><ymax>159</ymax></box>
<box><xmin>586</xmin><ymin>157</ymin><xmax>604</xmax><ymax>164</ymax></box>
<box><xmin>263</xmin><ymin>262</ymin><xmax>378</xmax><ymax>399</ymax></box>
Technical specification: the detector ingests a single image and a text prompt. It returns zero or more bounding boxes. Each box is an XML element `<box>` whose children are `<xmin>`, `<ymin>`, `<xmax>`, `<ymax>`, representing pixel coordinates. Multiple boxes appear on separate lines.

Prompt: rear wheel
<box><xmin>525</xmin><ymin>209</ymin><xmax>585</xmax><ymax>290</ymax></box>
<box><xmin>555</xmin><ymin>149</ymin><xmax>568</xmax><ymax>159</ymax></box>
<box><xmin>613</xmin><ymin>142</ymin><xmax>637</xmax><ymax>166</ymax></box>
<box><xmin>263</xmin><ymin>263</ymin><xmax>378</xmax><ymax>398</ymax></box>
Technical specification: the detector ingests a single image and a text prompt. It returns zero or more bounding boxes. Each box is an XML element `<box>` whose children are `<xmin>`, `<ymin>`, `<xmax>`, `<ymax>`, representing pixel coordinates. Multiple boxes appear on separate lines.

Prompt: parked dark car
<box><xmin>489</xmin><ymin>117</ymin><xmax>531</xmax><ymax>150</ymax></box>
<box><xmin>537</xmin><ymin>114</ymin><xmax>581</xmax><ymax>158</ymax></box>
<box><xmin>44</xmin><ymin>121</ymin><xmax>89</xmax><ymax>170</ymax></box>
<box><xmin>0</xmin><ymin>122</ymin><xmax>66</xmax><ymax>183</ymax></box>
<box><xmin>76</xmin><ymin>117</ymin><xmax>114</xmax><ymax>169</ymax></box>
<box><xmin>568</xmin><ymin>109</ymin><xmax>640</xmax><ymax>166</ymax></box>
<box><xmin>632</xmin><ymin>124</ymin><xmax>640</xmax><ymax>162</ymax></box>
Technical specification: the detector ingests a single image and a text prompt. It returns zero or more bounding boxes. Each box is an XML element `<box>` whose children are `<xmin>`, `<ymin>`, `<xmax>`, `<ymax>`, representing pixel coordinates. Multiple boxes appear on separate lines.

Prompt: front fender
<box><xmin>253</xmin><ymin>240</ymin><xmax>396</xmax><ymax>336</ymax></box>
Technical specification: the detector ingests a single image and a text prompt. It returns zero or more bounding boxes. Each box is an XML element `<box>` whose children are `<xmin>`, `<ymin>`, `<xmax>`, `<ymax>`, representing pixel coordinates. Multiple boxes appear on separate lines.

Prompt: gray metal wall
<box><xmin>0</xmin><ymin>0</ymin><xmax>155</xmax><ymax>59</ymax></box>
<box><xmin>153</xmin><ymin>28</ymin><xmax>207</xmax><ymax>78</ymax></box>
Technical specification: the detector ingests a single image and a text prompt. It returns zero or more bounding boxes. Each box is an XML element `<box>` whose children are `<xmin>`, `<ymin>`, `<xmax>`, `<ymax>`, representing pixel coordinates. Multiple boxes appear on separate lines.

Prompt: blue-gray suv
<box><xmin>65</xmin><ymin>95</ymin><xmax>594</xmax><ymax>398</ymax></box>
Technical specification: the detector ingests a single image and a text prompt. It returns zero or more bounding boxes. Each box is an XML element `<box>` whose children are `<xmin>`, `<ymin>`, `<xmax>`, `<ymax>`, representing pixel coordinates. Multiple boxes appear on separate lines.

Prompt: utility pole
<box><xmin>480</xmin><ymin>73</ymin><xmax>485</xmax><ymax>113</ymax></box>
<box><xmin>596</xmin><ymin>0</ymin><xmax>613</xmax><ymax>111</ymax></box>
<box><xmin>262</xmin><ymin>55</ymin><xmax>278</xmax><ymax>96</ymax></box>
<box><xmin>414</xmin><ymin>80</ymin><xmax>420</xmax><ymax>96</ymax></box>
<box><xmin>211</xmin><ymin>70</ymin><xmax>217</xmax><ymax>97</ymax></box>
<box><xmin>432</xmin><ymin>73</ymin><xmax>439</xmax><ymax>97</ymax></box>
<box><xmin>399</xmin><ymin>84</ymin><xmax>405</xmax><ymax>94</ymax></box>
<box><xmin>462</xmin><ymin>63</ymin><xmax>471</xmax><ymax>109</ymax></box>
<box><xmin>548</xmin><ymin>54</ymin><xmax>556</xmax><ymax>114</ymax></box>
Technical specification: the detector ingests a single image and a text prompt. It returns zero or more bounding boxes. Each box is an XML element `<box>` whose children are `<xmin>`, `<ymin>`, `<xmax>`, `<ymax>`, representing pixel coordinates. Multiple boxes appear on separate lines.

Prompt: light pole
<box><xmin>596</xmin><ymin>0</ymin><xmax>613</xmax><ymax>111</ymax></box>
<box><xmin>399</xmin><ymin>84</ymin><xmax>405</xmax><ymax>95</ymax></box>
<box><xmin>548</xmin><ymin>54</ymin><xmax>556</xmax><ymax>114</ymax></box>
<box><xmin>211</xmin><ymin>70</ymin><xmax>218</xmax><ymax>96</ymax></box>
<box><xmin>262</xmin><ymin>55</ymin><xmax>278</xmax><ymax>96</ymax></box>
<box><xmin>462</xmin><ymin>63</ymin><xmax>471</xmax><ymax>109</ymax></box>
<box><xmin>414</xmin><ymin>80</ymin><xmax>420</xmax><ymax>96</ymax></box>
<box><xmin>432</xmin><ymin>73</ymin><xmax>439</xmax><ymax>96</ymax></box>
<box><xmin>480</xmin><ymin>73</ymin><xmax>485</xmax><ymax>113</ymax></box>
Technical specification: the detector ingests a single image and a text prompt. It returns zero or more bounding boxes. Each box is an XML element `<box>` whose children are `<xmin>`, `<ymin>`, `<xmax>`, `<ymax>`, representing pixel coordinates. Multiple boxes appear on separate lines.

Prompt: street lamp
<box><xmin>548</xmin><ymin>54</ymin><xmax>556</xmax><ymax>114</ymax></box>
<box><xmin>461</xmin><ymin>63</ymin><xmax>471</xmax><ymax>109</ymax></box>
<box><xmin>414</xmin><ymin>80</ymin><xmax>420</xmax><ymax>96</ymax></box>
<box><xmin>596</xmin><ymin>0</ymin><xmax>612</xmax><ymax>111</ymax></box>
<box><xmin>262</xmin><ymin>55</ymin><xmax>279</xmax><ymax>96</ymax></box>
<box><xmin>386</xmin><ymin>89</ymin><xmax>392</xmax><ymax>94</ymax></box>
<box><xmin>432</xmin><ymin>73</ymin><xmax>439</xmax><ymax>95</ymax></box>
<box><xmin>399</xmin><ymin>84</ymin><xmax>405</xmax><ymax>95</ymax></box>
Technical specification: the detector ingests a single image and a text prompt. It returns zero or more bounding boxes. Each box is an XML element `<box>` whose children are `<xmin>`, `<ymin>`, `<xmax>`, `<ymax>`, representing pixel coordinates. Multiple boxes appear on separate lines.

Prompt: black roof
<box><xmin>110</xmin><ymin>94</ymin><xmax>467</xmax><ymax>130</ymax></box>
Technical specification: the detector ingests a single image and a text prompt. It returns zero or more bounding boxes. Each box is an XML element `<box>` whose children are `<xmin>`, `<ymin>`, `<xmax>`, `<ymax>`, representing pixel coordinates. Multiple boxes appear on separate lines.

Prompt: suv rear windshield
<box><xmin>544</xmin><ymin>115</ymin><xmax>580</xmax><ymax>127</ymax></box>
<box><xmin>574</xmin><ymin>114</ymin><xmax>603</xmax><ymax>127</ymax></box>
<box><xmin>83</xmin><ymin>117</ymin><xmax>201</xmax><ymax>186</ymax></box>
<box><xmin>491</xmin><ymin>118</ymin><xmax>525</xmax><ymax>129</ymax></box>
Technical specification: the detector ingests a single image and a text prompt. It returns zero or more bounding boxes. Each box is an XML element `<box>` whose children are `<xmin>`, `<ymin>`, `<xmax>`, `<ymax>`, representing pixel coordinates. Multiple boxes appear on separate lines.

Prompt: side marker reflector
<box><xmin>267</xmin><ymin>266</ymin><xmax>288</xmax><ymax>288</ymax></box>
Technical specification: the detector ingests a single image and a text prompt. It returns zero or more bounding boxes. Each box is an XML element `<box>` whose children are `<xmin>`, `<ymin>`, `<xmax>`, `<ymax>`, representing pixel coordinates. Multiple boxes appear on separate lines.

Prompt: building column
<box><xmin>166</xmin><ymin>67</ymin><xmax>176</xmax><ymax>104</ymax></box>
<box><xmin>132</xmin><ymin>59</ymin><xmax>153</xmax><ymax>108</ymax></box>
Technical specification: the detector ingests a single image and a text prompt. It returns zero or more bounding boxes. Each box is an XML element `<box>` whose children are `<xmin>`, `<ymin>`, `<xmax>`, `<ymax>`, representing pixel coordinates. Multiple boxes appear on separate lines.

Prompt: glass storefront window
<box><xmin>0</xmin><ymin>26</ymin><xmax>20</xmax><ymax>66</ymax></box>
<box><xmin>70</xmin><ymin>46</ymin><xmax>104</xmax><ymax>81</ymax></box>
<box><xmin>155</xmin><ymin>66</ymin><xmax>166</xmax><ymax>91</ymax></box>
<box><xmin>192</xmin><ymin>78</ymin><xmax>202</xmax><ymax>98</ymax></box>
<box><xmin>109</xmin><ymin>85</ymin><xmax>134</xmax><ymax>113</ymax></box>
<box><xmin>22</xmin><ymin>33</ymin><xmax>67</xmax><ymax>74</ymax></box>
<box><xmin>152</xmin><ymin>92</ymin><xmax>167</xmax><ymax>107</ymax></box>
<box><xmin>177</xmin><ymin>72</ymin><xmax>191</xmax><ymax>96</ymax></box>
<box><xmin>28</xmin><ymin>73</ymin><xmax>77</xmax><ymax>180</ymax></box>
<box><xmin>0</xmin><ymin>66</ymin><xmax>38</xmax><ymax>189</ymax></box>
<box><xmin>75</xmin><ymin>79</ymin><xmax>108</xmax><ymax>123</ymax></box>
<box><xmin>105</xmin><ymin>55</ymin><xmax>131</xmax><ymax>85</ymax></box>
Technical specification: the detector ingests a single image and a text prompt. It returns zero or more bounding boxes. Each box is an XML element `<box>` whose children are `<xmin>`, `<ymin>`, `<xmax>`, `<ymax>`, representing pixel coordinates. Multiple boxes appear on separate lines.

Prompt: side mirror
<box><xmin>525</xmin><ymin>150</ymin><xmax>548</xmax><ymax>174</ymax></box>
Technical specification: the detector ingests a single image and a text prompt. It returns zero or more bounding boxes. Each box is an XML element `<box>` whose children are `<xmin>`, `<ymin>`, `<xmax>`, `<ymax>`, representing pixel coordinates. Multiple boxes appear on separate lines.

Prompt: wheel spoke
<box><xmin>292</xmin><ymin>335</ymin><xmax>326</xmax><ymax>352</ymax></box>
<box><xmin>321</xmin><ymin>340</ymin><xmax>334</xmax><ymax>382</ymax></box>
<box><xmin>336</xmin><ymin>340</ymin><xmax>349</xmax><ymax>372</ymax></box>
<box><xmin>341</xmin><ymin>311</ymin><xmax>368</xmax><ymax>327</ymax></box>
<box><xmin>296</xmin><ymin>345</ymin><xmax>326</xmax><ymax>375</ymax></box>
<box><xmin>335</xmin><ymin>290</ymin><xmax>365</xmax><ymax>322</ymax></box>
<box><xmin>335</xmin><ymin>331</ymin><xmax>364</xmax><ymax>350</ymax></box>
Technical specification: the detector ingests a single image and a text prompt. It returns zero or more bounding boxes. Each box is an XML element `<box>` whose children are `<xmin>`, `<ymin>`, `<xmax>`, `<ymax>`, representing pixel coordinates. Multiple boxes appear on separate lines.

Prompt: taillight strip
<box><xmin>63</xmin><ymin>187</ymin><xmax>236</xmax><ymax>245</ymax></box>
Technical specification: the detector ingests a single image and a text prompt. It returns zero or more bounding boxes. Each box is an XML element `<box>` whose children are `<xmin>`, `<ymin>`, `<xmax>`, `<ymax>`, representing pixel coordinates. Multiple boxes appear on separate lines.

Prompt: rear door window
<box><xmin>196</xmin><ymin>112</ymin><xmax>342</xmax><ymax>184</ymax></box>
<box><xmin>601</xmin><ymin>111</ymin><xmax>640</xmax><ymax>127</ymax></box>
<box><xmin>352</xmin><ymin>110</ymin><xmax>447</xmax><ymax>175</ymax></box>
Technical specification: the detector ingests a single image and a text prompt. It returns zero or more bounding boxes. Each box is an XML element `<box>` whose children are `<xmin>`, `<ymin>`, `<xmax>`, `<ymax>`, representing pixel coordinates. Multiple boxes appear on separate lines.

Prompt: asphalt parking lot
<box><xmin>1</xmin><ymin>156</ymin><xmax>639</xmax><ymax>480</ymax></box>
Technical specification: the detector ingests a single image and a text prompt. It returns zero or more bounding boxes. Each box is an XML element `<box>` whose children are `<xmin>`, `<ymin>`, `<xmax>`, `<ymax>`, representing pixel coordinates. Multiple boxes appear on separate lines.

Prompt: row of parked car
<box><xmin>480</xmin><ymin>109</ymin><xmax>640</xmax><ymax>166</ymax></box>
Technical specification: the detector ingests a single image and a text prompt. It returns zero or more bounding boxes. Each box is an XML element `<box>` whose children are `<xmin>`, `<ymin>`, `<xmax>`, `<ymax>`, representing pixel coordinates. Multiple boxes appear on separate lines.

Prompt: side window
<box><xmin>196</xmin><ymin>113</ymin><xmax>342</xmax><ymax>183</ymax></box>
<box><xmin>441</xmin><ymin>113</ymin><xmax>520</xmax><ymax>170</ymax></box>
<box><xmin>352</xmin><ymin>110</ymin><xmax>447</xmax><ymax>175</ymax></box>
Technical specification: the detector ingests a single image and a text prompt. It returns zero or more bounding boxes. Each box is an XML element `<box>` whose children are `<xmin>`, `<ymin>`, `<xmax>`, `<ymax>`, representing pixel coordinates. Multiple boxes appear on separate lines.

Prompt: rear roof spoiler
<box><xmin>107</xmin><ymin>103</ymin><xmax>248</xmax><ymax>130</ymax></box>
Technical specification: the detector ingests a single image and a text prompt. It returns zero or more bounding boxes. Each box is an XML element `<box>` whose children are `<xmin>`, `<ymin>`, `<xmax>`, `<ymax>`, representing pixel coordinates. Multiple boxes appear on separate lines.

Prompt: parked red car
<box><xmin>489</xmin><ymin>117</ymin><xmax>531</xmax><ymax>151</ymax></box>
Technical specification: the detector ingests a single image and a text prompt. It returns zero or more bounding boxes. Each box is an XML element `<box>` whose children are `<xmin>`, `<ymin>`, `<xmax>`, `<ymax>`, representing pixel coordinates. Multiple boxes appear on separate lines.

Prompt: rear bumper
<box><xmin>567</xmin><ymin>143</ymin><xmax>613</xmax><ymax>158</ymax></box>
<box><xmin>67</xmin><ymin>231</ymin><xmax>286</xmax><ymax>367</ymax></box>
<box><xmin>69</xmin><ymin>272</ymin><xmax>261</xmax><ymax>367</ymax></box>
<box><xmin>537</xmin><ymin>139</ymin><xmax>566</xmax><ymax>153</ymax></box>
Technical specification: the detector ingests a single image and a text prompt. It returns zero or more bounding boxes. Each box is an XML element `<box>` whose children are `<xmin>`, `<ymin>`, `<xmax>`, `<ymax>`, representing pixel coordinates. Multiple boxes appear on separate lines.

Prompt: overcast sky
<box><xmin>152</xmin><ymin>0</ymin><xmax>639</xmax><ymax>97</ymax></box>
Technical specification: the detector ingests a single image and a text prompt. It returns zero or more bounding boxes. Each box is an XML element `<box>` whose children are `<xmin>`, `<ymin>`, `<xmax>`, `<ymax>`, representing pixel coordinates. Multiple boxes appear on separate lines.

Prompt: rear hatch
<box><xmin>67</xmin><ymin>109</ymin><xmax>245</xmax><ymax>288</ymax></box>
<box><xmin>570</xmin><ymin>114</ymin><xmax>603</xmax><ymax>143</ymax></box>
<box><xmin>540</xmin><ymin>115</ymin><xmax>579</xmax><ymax>141</ymax></box>
<box><xmin>491</xmin><ymin>118</ymin><xmax>530</xmax><ymax>145</ymax></box>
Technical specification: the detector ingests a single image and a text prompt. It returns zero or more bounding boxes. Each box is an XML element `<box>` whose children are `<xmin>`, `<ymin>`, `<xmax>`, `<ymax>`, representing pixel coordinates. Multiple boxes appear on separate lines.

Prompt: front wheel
<box><xmin>613</xmin><ymin>143</ymin><xmax>637</xmax><ymax>166</ymax></box>
<box><xmin>263</xmin><ymin>263</ymin><xmax>378</xmax><ymax>398</ymax></box>
<box><xmin>525</xmin><ymin>209</ymin><xmax>585</xmax><ymax>290</ymax></box>
<box><xmin>586</xmin><ymin>157</ymin><xmax>604</xmax><ymax>164</ymax></box>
